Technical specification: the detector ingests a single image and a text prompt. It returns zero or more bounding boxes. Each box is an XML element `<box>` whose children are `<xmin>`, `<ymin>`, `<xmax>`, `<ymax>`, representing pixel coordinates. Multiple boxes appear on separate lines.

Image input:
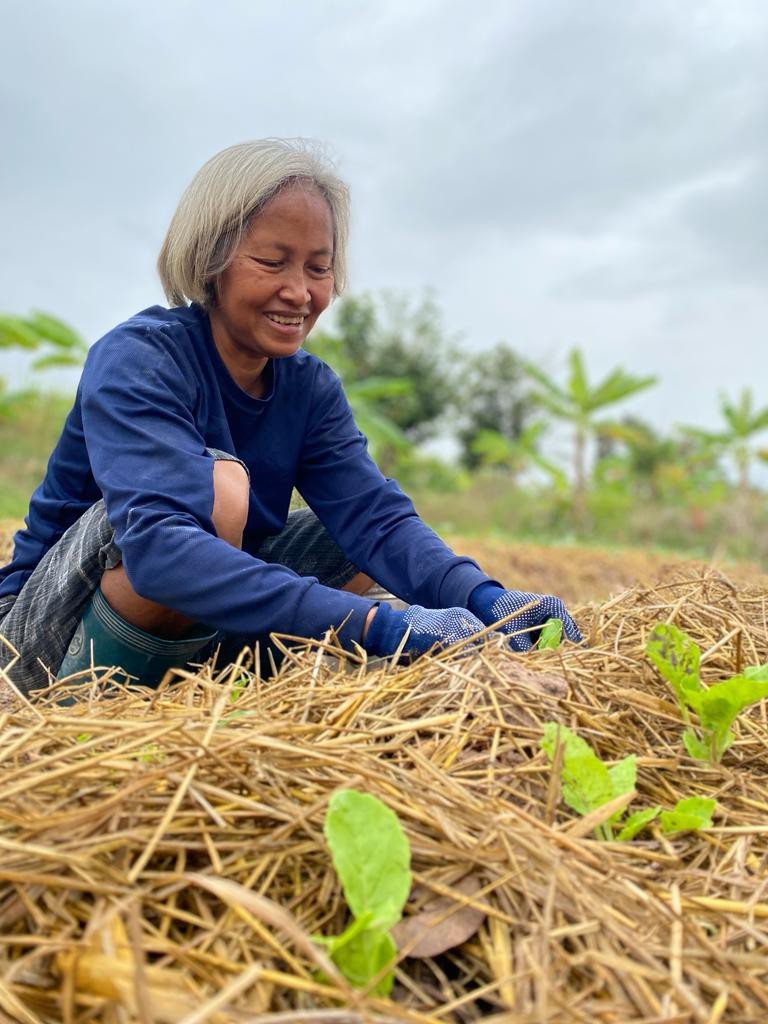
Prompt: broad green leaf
<box><xmin>567</xmin><ymin>349</ymin><xmax>589</xmax><ymax>407</ymax></box>
<box><xmin>0</xmin><ymin>315</ymin><xmax>40</xmax><ymax>349</ymax></box>
<box><xmin>646</xmin><ymin>623</ymin><xmax>703</xmax><ymax>710</ymax></box>
<box><xmin>26</xmin><ymin>311</ymin><xmax>87</xmax><ymax>351</ymax></box>
<box><xmin>31</xmin><ymin>353</ymin><xmax>84</xmax><ymax>370</ymax></box>
<box><xmin>560</xmin><ymin>754</ymin><xmax>615</xmax><ymax>817</ymax></box>
<box><xmin>660</xmin><ymin>797</ymin><xmax>716</xmax><ymax>835</ymax></box>
<box><xmin>682</xmin><ymin>728</ymin><xmax>711</xmax><ymax>760</ymax></box>
<box><xmin>692</xmin><ymin>675</ymin><xmax>768</xmax><ymax>760</ymax></box>
<box><xmin>331</xmin><ymin>927</ymin><xmax>397</xmax><ymax>995</ymax></box>
<box><xmin>744</xmin><ymin>664</ymin><xmax>768</xmax><ymax>681</ymax></box>
<box><xmin>607</xmin><ymin>754</ymin><xmax>637</xmax><ymax>824</ymax></box>
<box><xmin>324</xmin><ymin>790</ymin><xmax>411</xmax><ymax>930</ymax></box>
<box><xmin>541</xmin><ymin>724</ymin><xmax>619</xmax><ymax>823</ymax></box>
<box><xmin>537</xmin><ymin>618</ymin><xmax>563</xmax><ymax>650</ymax></box>
<box><xmin>607</xmin><ymin>754</ymin><xmax>636</xmax><ymax>798</ymax></box>
<box><xmin>541</xmin><ymin>722</ymin><xmax>593</xmax><ymax>763</ymax></box>
<box><xmin>617</xmin><ymin>806</ymin><xmax>661</xmax><ymax>841</ymax></box>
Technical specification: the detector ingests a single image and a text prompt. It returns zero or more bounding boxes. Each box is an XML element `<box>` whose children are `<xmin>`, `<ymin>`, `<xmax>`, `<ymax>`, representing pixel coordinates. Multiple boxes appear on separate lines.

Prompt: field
<box><xmin>2</xmin><ymin>524</ymin><xmax>768</xmax><ymax>1022</ymax></box>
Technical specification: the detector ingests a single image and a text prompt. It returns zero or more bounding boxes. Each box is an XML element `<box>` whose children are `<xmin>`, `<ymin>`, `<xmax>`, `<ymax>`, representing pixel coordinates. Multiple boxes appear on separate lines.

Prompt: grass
<box><xmin>0</xmin><ymin>391</ymin><xmax>72</xmax><ymax>518</ymax></box>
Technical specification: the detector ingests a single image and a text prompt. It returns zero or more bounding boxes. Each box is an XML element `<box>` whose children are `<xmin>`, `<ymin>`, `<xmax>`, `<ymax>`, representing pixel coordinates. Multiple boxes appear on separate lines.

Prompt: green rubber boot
<box><xmin>56</xmin><ymin>587</ymin><xmax>217</xmax><ymax>700</ymax></box>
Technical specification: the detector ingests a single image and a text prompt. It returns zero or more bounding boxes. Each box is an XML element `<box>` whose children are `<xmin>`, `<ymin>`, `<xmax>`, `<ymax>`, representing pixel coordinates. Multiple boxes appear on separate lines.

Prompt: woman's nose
<box><xmin>278</xmin><ymin>266</ymin><xmax>310</xmax><ymax>304</ymax></box>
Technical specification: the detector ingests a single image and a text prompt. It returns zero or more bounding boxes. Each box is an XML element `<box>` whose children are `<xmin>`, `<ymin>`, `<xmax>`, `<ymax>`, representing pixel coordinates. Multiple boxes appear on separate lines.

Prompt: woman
<box><xmin>0</xmin><ymin>139</ymin><xmax>581</xmax><ymax>697</ymax></box>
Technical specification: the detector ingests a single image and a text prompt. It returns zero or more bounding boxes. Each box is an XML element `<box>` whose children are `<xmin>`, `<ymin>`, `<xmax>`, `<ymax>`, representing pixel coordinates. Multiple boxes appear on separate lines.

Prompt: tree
<box><xmin>469</xmin><ymin>423</ymin><xmax>567</xmax><ymax>488</ymax></box>
<box><xmin>525</xmin><ymin>348</ymin><xmax>657</xmax><ymax>527</ymax></box>
<box><xmin>456</xmin><ymin>343</ymin><xmax>535</xmax><ymax>470</ymax></box>
<box><xmin>0</xmin><ymin>311</ymin><xmax>88</xmax><ymax>419</ymax></box>
<box><xmin>682</xmin><ymin>388</ymin><xmax>768</xmax><ymax>499</ymax></box>
<box><xmin>308</xmin><ymin>292</ymin><xmax>458</xmax><ymax>443</ymax></box>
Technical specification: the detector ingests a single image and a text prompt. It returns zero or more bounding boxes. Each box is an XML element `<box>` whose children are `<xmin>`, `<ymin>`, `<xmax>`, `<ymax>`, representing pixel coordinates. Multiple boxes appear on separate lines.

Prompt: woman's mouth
<box><xmin>264</xmin><ymin>312</ymin><xmax>306</xmax><ymax>326</ymax></box>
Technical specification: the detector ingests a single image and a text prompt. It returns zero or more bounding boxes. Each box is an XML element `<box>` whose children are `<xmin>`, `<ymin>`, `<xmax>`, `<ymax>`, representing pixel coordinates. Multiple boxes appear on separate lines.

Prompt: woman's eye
<box><xmin>253</xmin><ymin>258</ymin><xmax>282</xmax><ymax>268</ymax></box>
<box><xmin>310</xmin><ymin>265</ymin><xmax>332</xmax><ymax>276</ymax></box>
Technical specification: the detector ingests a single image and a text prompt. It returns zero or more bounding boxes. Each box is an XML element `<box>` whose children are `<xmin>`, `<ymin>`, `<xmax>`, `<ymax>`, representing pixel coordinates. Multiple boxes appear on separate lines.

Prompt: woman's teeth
<box><xmin>266</xmin><ymin>313</ymin><xmax>304</xmax><ymax>325</ymax></box>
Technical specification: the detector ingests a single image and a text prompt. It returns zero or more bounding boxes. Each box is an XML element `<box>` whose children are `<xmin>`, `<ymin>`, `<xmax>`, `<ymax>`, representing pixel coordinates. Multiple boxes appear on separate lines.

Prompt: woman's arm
<box><xmin>80</xmin><ymin>332</ymin><xmax>376</xmax><ymax>648</ymax></box>
<box><xmin>296</xmin><ymin>363</ymin><xmax>495</xmax><ymax>608</ymax></box>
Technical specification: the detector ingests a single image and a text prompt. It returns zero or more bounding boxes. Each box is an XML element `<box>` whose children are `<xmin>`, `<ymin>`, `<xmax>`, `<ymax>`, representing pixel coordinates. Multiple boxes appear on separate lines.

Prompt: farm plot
<box><xmin>1</xmin><ymin>563</ymin><xmax>768</xmax><ymax>1022</ymax></box>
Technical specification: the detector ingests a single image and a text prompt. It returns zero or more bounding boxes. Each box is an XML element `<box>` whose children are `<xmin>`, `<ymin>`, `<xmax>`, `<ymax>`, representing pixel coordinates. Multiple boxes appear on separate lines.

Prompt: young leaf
<box><xmin>541</xmin><ymin>724</ymin><xmax>614</xmax><ymax>817</ymax></box>
<box><xmin>607</xmin><ymin>754</ymin><xmax>636</xmax><ymax>798</ymax></box>
<box><xmin>616</xmin><ymin>806</ymin><xmax>661</xmax><ymax>841</ymax></box>
<box><xmin>659</xmin><ymin>797</ymin><xmax>716</xmax><ymax>834</ymax></box>
<box><xmin>682</xmin><ymin>728</ymin><xmax>711</xmax><ymax>761</ymax></box>
<box><xmin>693</xmin><ymin>675</ymin><xmax>768</xmax><ymax>760</ymax></box>
<box><xmin>331</xmin><ymin>927</ymin><xmax>397</xmax><ymax>996</ymax></box>
<box><xmin>646</xmin><ymin>623</ymin><xmax>703</xmax><ymax>711</ymax></box>
<box><xmin>538</xmin><ymin>617</ymin><xmax>563</xmax><ymax>650</ymax></box>
<box><xmin>607</xmin><ymin>754</ymin><xmax>637</xmax><ymax>824</ymax></box>
<box><xmin>324</xmin><ymin>790</ymin><xmax>411</xmax><ymax>931</ymax></box>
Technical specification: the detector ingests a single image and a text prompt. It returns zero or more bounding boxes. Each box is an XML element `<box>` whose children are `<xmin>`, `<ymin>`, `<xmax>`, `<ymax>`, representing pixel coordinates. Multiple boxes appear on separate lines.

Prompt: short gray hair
<box><xmin>157</xmin><ymin>139</ymin><xmax>350</xmax><ymax>307</ymax></box>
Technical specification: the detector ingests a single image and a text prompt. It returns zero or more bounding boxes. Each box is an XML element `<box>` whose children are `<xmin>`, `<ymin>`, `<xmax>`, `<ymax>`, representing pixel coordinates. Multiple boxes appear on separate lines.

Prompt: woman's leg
<box><xmin>99</xmin><ymin>459</ymin><xmax>249</xmax><ymax>637</ymax></box>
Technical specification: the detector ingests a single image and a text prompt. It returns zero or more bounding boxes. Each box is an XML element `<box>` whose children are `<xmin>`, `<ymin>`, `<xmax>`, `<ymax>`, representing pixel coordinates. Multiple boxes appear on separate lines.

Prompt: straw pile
<box><xmin>1</xmin><ymin>563</ymin><xmax>768</xmax><ymax>1022</ymax></box>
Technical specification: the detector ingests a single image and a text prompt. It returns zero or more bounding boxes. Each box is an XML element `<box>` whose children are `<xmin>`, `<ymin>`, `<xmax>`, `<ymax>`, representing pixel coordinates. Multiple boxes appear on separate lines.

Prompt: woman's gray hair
<box><xmin>157</xmin><ymin>139</ymin><xmax>350</xmax><ymax>307</ymax></box>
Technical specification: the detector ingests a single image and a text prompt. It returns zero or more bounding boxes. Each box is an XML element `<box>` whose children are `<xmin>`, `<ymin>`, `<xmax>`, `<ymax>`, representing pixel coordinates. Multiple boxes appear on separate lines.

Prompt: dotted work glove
<box><xmin>469</xmin><ymin>582</ymin><xmax>583</xmax><ymax>652</ymax></box>
<box><xmin>363</xmin><ymin>601</ymin><xmax>486</xmax><ymax>659</ymax></box>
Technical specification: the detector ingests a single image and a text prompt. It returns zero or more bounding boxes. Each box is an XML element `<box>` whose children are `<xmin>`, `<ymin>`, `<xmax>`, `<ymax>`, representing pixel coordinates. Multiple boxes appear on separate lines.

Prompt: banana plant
<box><xmin>682</xmin><ymin>388</ymin><xmax>768</xmax><ymax>499</ymax></box>
<box><xmin>0</xmin><ymin>311</ymin><xmax>88</xmax><ymax>369</ymax></box>
<box><xmin>524</xmin><ymin>349</ymin><xmax>656</xmax><ymax>527</ymax></box>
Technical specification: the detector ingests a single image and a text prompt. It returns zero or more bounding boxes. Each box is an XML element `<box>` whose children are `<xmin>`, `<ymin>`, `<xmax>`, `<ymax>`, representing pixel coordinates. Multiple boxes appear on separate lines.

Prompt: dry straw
<box><xmin>1</xmin><ymin>564</ymin><xmax>768</xmax><ymax>1022</ymax></box>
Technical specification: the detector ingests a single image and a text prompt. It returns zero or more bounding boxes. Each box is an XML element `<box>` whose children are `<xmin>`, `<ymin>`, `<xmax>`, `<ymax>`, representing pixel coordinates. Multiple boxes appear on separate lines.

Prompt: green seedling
<box><xmin>646</xmin><ymin>623</ymin><xmax>768</xmax><ymax>762</ymax></box>
<box><xmin>541</xmin><ymin>723</ymin><xmax>716</xmax><ymax>840</ymax></box>
<box><xmin>659</xmin><ymin>796</ymin><xmax>716</xmax><ymax>834</ymax></box>
<box><xmin>538</xmin><ymin>618</ymin><xmax>564</xmax><ymax>650</ymax></box>
<box><xmin>541</xmin><ymin>723</ymin><xmax>656</xmax><ymax>841</ymax></box>
<box><xmin>75</xmin><ymin>732</ymin><xmax>92</xmax><ymax>743</ymax></box>
<box><xmin>316</xmin><ymin>789</ymin><xmax>411</xmax><ymax>995</ymax></box>
<box><xmin>229</xmin><ymin>676</ymin><xmax>247</xmax><ymax>703</ymax></box>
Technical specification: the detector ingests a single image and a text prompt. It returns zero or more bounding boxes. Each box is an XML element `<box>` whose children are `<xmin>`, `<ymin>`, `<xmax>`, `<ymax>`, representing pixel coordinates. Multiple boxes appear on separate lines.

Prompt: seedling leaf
<box><xmin>617</xmin><ymin>806</ymin><xmax>661</xmax><ymax>841</ymax></box>
<box><xmin>331</xmin><ymin>928</ymin><xmax>397</xmax><ymax>996</ymax></box>
<box><xmin>646</xmin><ymin>623</ymin><xmax>703</xmax><ymax>712</ymax></box>
<box><xmin>682</xmin><ymin>728</ymin><xmax>711</xmax><ymax>760</ymax></box>
<box><xmin>660</xmin><ymin>797</ymin><xmax>715</xmax><ymax>834</ymax></box>
<box><xmin>324</xmin><ymin>790</ymin><xmax>411</xmax><ymax>930</ymax></box>
<box><xmin>686</xmin><ymin>675</ymin><xmax>768</xmax><ymax>761</ymax></box>
<box><xmin>607</xmin><ymin>755</ymin><xmax>637</xmax><ymax>824</ymax></box>
<box><xmin>538</xmin><ymin>618</ymin><xmax>563</xmax><ymax>650</ymax></box>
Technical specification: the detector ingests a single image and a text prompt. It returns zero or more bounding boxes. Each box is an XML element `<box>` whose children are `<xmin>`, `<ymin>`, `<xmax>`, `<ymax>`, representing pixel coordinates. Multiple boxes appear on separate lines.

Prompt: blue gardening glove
<box><xmin>469</xmin><ymin>582</ymin><xmax>583</xmax><ymax>652</ymax></box>
<box><xmin>363</xmin><ymin>601</ymin><xmax>485</xmax><ymax>659</ymax></box>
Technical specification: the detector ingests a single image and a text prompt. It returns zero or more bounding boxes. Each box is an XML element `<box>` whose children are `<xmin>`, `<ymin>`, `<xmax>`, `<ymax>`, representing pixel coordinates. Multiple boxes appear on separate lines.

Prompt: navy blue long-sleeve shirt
<box><xmin>0</xmin><ymin>304</ymin><xmax>490</xmax><ymax>648</ymax></box>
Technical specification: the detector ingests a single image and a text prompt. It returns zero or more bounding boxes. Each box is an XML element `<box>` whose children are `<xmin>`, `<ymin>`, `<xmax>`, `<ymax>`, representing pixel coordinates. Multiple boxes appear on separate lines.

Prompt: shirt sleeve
<box><xmin>80</xmin><ymin>334</ymin><xmax>374</xmax><ymax>648</ymax></box>
<box><xmin>296</xmin><ymin>363</ymin><xmax>492</xmax><ymax>608</ymax></box>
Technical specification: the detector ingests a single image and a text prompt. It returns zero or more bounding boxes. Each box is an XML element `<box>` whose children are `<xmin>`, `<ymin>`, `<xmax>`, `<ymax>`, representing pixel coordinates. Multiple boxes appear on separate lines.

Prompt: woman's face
<box><xmin>209</xmin><ymin>181</ymin><xmax>335</xmax><ymax>391</ymax></box>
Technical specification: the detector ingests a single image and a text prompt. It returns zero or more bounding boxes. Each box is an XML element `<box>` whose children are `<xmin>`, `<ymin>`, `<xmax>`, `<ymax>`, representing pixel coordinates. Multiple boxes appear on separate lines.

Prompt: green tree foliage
<box><xmin>682</xmin><ymin>388</ymin><xmax>768</xmax><ymax>496</ymax></box>
<box><xmin>596</xmin><ymin>417</ymin><xmax>725</xmax><ymax>502</ymax></box>
<box><xmin>468</xmin><ymin>423</ymin><xmax>567</xmax><ymax>488</ymax></box>
<box><xmin>0</xmin><ymin>311</ymin><xmax>88</xmax><ymax>420</ymax></box>
<box><xmin>456</xmin><ymin>343</ymin><xmax>534</xmax><ymax>470</ymax></box>
<box><xmin>525</xmin><ymin>349</ymin><xmax>657</xmax><ymax>526</ymax></box>
<box><xmin>309</xmin><ymin>292</ymin><xmax>458</xmax><ymax>444</ymax></box>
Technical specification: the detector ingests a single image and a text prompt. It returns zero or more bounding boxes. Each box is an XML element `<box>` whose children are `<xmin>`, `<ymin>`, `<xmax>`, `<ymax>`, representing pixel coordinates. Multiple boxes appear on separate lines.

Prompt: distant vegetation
<box><xmin>3</xmin><ymin>296</ymin><xmax>768</xmax><ymax>567</ymax></box>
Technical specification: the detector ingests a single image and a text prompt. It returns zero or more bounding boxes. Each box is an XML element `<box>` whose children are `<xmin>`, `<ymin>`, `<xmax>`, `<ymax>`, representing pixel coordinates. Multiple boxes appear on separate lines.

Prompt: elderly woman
<box><xmin>0</xmin><ymin>139</ymin><xmax>581</xmax><ymax>696</ymax></box>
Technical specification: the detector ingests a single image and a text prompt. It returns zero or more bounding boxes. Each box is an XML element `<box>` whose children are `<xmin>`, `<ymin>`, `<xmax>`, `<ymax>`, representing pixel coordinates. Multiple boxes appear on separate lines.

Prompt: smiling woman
<box><xmin>0</xmin><ymin>138</ymin><xmax>581</xmax><ymax>698</ymax></box>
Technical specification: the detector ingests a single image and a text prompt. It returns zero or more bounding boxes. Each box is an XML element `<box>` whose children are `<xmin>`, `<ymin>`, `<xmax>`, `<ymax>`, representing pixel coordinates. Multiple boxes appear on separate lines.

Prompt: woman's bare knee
<box><xmin>212</xmin><ymin>459</ymin><xmax>250</xmax><ymax>548</ymax></box>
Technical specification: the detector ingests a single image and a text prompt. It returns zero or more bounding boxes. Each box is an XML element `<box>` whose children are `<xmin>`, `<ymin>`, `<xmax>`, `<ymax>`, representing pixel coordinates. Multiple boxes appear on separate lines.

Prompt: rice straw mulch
<box><xmin>1</xmin><ymin>564</ymin><xmax>768</xmax><ymax>1022</ymax></box>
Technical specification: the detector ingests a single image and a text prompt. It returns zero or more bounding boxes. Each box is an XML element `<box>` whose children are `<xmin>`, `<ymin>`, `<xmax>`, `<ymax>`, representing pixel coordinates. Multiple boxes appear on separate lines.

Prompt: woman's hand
<box><xmin>469</xmin><ymin>583</ymin><xmax>582</xmax><ymax>651</ymax></box>
<box><xmin>363</xmin><ymin>602</ymin><xmax>485</xmax><ymax>659</ymax></box>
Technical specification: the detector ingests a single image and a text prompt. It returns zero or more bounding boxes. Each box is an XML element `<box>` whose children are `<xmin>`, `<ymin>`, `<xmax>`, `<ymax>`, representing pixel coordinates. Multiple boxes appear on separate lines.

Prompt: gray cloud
<box><xmin>1</xmin><ymin>0</ymin><xmax>766</xmax><ymax>437</ymax></box>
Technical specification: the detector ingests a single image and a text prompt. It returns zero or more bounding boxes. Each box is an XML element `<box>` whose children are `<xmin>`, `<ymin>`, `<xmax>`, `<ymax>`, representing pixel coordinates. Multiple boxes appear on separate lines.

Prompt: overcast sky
<box><xmin>2</xmin><ymin>0</ymin><xmax>766</xmax><ymax>444</ymax></box>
